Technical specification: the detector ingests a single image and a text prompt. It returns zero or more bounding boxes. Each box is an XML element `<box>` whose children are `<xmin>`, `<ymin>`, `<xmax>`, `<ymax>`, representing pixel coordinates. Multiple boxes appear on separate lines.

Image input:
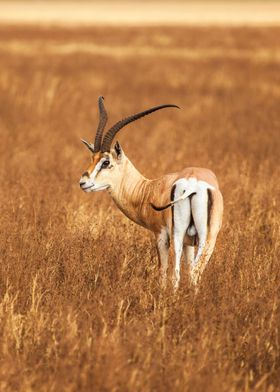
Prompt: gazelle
<box><xmin>79</xmin><ymin>97</ymin><xmax>223</xmax><ymax>288</ymax></box>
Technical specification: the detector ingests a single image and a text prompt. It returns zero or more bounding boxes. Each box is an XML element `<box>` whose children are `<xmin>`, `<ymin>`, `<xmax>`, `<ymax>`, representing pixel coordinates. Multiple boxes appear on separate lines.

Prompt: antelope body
<box><xmin>80</xmin><ymin>97</ymin><xmax>223</xmax><ymax>288</ymax></box>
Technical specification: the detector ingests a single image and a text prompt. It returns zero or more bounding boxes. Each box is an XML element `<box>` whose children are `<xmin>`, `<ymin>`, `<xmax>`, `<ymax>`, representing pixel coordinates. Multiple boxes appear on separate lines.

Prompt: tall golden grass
<box><xmin>0</xmin><ymin>25</ymin><xmax>279</xmax><ymax>391</ymax></box>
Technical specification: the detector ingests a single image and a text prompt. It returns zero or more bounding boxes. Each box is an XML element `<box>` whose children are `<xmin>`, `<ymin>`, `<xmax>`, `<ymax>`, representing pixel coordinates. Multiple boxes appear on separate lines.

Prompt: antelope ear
<box><xmin>81</xmin><ymin>139</ymin><xmax>95</xmax><ymax>153</ymax></box>
<box><xmin>113</xmin><ymin>141</ymin><xmax>123</xmax><ymax>159</ymax></box>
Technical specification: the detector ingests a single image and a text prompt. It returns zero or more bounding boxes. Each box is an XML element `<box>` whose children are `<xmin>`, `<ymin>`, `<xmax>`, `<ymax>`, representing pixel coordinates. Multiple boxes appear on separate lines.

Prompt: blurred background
<box><xmin>0</xmin><ymin>1</ymin><xmax>280</xmax><ymax>392</ymax></box>
<box><xmin>1</xmin><ymin>1</ymin><xmax>280</xmax><ymax>26</ymax></box>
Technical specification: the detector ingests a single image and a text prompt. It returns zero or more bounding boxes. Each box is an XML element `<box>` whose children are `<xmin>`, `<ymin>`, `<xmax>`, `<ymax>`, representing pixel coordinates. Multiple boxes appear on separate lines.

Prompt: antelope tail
<box><xmin>151</xmin><ymin>190</ymin><xmax>197</xmax><ymax>211</ymax></box>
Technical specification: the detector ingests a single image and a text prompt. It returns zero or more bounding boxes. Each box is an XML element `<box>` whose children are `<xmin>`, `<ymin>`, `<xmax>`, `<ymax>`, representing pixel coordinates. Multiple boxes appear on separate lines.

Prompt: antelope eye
<box><xmin>102</xmin><ymin>160</ymin><xmax>110</xmax><ymax>168</ymax></box>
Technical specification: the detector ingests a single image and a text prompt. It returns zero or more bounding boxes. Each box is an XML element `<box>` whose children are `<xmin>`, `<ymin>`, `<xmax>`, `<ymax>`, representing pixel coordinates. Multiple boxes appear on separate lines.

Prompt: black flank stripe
<box><xmin>171</xmin><ymin>184</ymin><xmax>176</xmax><ymax>227</ymax></box>
<box><xmin>207</xmin><ymin>188</ymin><xmax>213</xmax><ymax>226</ymax></box>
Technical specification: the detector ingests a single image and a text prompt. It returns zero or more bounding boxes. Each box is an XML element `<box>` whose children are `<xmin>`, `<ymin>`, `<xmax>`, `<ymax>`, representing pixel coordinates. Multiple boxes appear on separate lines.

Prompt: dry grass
<box><xmin>0</xmin><ymin>25</ymin><xmax>279</xmax><ymax>391</ymax></box>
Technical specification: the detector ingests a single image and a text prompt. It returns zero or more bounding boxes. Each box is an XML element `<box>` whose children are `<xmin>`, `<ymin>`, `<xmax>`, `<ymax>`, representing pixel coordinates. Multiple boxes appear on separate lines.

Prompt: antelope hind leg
<box><xmin>191</xmin><ymin>189</ymin><xmax>223</xmax><ymax>285</ymax></box>
<box><xmin>155</xmin><ymin>229</ymin><xmax>170</xmax><ymax>287</ymax></box>
<box><xmin>172</xmin><ymin>183</ymin><xmax>192</xmax><ymax>289</ymax></box>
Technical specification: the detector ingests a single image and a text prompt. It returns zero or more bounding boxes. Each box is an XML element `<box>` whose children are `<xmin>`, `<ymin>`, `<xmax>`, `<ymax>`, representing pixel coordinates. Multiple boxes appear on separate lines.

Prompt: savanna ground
<box><xmin>0</xmin><ymin>25</ymin><xmax>280</xmax><ymax>392</ymax></box>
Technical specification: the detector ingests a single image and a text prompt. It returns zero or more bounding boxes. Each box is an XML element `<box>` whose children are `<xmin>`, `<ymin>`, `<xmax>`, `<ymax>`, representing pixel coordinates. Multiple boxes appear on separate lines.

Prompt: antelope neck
<box><xmin>109</xmin><ymin>158</ymin><xmax>152</xmax><ymax>225</ymax></box>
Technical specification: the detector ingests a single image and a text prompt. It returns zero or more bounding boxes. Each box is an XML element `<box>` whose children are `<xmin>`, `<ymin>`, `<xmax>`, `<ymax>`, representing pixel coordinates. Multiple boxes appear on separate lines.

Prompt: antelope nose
<box><xmin>80</xmin><ymin>180</ymin><xmax>86</xmax><ymax>187</ymax></box>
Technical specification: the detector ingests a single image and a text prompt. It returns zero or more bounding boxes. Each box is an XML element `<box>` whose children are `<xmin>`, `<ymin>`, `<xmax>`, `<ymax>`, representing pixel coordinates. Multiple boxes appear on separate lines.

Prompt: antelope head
<box><xmin>79</xmin><ymin>96</ymin><xmax>179</xmax><ymax>193</ymax></box>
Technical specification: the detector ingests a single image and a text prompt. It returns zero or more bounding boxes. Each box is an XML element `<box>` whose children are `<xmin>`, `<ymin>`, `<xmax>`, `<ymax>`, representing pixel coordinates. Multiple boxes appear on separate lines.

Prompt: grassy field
<box><xmin>0</xmin><ymin>25</ymin><xmax>279</xmax><ymax>391</ymax></box>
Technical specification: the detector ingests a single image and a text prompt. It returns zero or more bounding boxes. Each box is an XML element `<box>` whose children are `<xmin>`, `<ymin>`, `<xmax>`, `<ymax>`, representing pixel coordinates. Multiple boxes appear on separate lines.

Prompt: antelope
<box><xmin>79</xmin><ymin>97</ymin><xmax>223</xmax><ymax>288</ymax></box>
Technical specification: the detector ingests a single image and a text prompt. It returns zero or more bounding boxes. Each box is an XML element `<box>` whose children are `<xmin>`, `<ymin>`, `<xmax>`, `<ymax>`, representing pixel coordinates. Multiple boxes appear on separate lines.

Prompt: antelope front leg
<box><xmin>155</xmin><ymin>229</ymin><xmax>170</xmax><ymax>287</ymax></box>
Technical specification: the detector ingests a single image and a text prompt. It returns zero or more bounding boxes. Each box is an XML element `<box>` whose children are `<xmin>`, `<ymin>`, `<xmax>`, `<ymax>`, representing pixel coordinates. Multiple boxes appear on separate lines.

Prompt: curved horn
<box><xmin>93</xmin><ymin>96</ymin><xmax>108</xmax><ymax>152</ymax></box>
<box><xmin>101</xmin><ymin>104</ymin><xmax>180</xmax><ymax>152</ymax></box>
